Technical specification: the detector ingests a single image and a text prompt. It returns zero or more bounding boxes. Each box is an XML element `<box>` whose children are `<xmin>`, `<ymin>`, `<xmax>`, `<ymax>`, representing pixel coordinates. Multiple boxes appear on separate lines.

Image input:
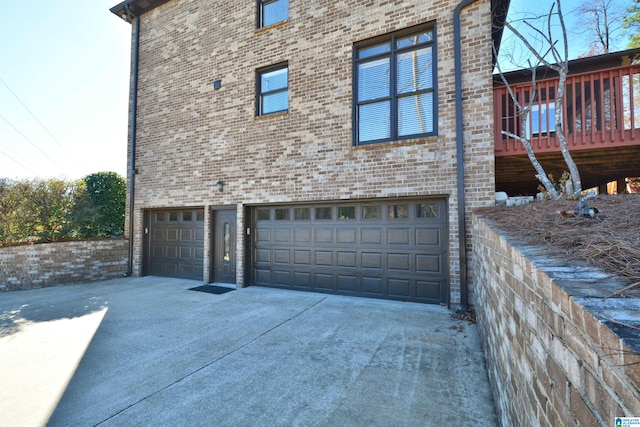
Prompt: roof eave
<box><xmin>110</xmin><ymin>0</ymin><xmax>174</xmax><ymax>23</ymax></box>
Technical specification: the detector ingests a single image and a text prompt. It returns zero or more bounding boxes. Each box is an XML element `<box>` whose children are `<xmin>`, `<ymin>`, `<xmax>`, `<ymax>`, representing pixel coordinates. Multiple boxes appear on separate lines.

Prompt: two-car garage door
<box><xmin>252</xmin><ymin>199</ymin><xmax>448</xmax><ymax>304</ymax></box>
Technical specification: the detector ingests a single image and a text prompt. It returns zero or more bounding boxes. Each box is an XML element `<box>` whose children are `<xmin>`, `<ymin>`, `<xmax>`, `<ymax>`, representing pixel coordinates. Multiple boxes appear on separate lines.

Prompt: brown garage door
<box><xmin>147</xmin><ymin>209</ymin><xmax>205</xmax><ymax>280</ymax></box>
<box><xmin>252</xmin><ymin>200</ymin><xmax>448</xmax><ymax>304</ymax></box>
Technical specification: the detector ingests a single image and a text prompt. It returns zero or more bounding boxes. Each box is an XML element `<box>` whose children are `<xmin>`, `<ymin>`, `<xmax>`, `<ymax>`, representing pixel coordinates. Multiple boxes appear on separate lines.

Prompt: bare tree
<box><xmin>577</xmin><ymin>0</ymin><xmax>626</xmax><ymax>54</ymax></box>
<box><xmin>495</xmin><ymin>0</ymin><xmax>582</xmax><ymax>198</ymax></box>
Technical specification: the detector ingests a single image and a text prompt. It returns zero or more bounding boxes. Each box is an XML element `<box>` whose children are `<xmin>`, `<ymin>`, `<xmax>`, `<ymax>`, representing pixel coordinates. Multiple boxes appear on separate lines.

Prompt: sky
<box><xmin>0</xmin><ymin>0</ymin><xmax>131</xmax><ymax>181</ymax></box>
<box><xmin>499</xmin><ymin>0</ymin><xmax>632</xmax><ymax>71</ymax></box>
<box><xmin>0</xmin><ymin>0</ymin><xmax>632</xmax><ymax>181</ymax></box>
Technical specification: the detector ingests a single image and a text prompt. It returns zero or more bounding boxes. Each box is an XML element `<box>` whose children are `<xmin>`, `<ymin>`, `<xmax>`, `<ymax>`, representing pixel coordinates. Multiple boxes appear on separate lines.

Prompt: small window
<box><xmin>223</xmin><ymin>222</ymin><xmax>231</xmax><ymax>261</ymax></box>
<box><xmin>257</xmin><ymin>209</ymin><xmax>270</xmax><ymax>221</ymax></box>
<box><xmin>155</xmin><ymin>212</ymin><xmax>164</xmax><ymax>222</ymax></box>
<box><xmin>275</xmin><ymin>208</ymin><xmax>289</xmax><ymax>220</ymax></box>
<box><xmin>417</xmin><ymin>203</ymin><xmax>438</xmax><ymax>218</ymax></box>
<box><xmin>169</xmin><ymin>212</ymin><xmax>178</xmax><ymax>222</ymax></box>
<box><xmin>196</xmin><ymin>211</ymin><xmax>205</xmax><ymax>221</ymax></box>
<box><xmin>338</xmin><ymin>206</ymin><xmax>355</xmax><ymax>219</ymax></box>
<box><xmin>257</xmin><ymin>63</ymin><xmax>288</xmax><ymax>116</ymax></box>
<box><xmin>315</xmin><ymin>207</ymin><xmax>332</xmax><ymax>220</ymax></box>
<box><xmin>294</xmin><ymin>207</ymin><xmax>310</xmax><ymax>220</ymax></box>
<box><xmin>528</xmin><ymin>103</ymin><xmax>557</xmax><ymax>136</ymax></box>
<box><xmin>183</xmin><ymin>211</ymin><xmax>192</xmax><ymax>222</ymax></box>
<box><xmin>258</xmin><ymin>0</ymin><xmax>288</xmax><ymax>28</ymax></box>
<box><xmin>362</xmin><ymin>205</ymin><xmax>381</xmax><ymax>219</ymax></box>
<box><xmin>388</xmin><ymin>204</ymin><xmax>408</xmax><ymax>219</ymax></box>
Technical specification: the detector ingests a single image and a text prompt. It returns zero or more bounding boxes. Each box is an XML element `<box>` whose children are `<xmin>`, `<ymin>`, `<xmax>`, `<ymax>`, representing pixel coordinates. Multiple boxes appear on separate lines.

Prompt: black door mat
<box><xmin>188</xmin><ymin>285</ymin><xmax>235</xmax><ymax>295</ymax></box>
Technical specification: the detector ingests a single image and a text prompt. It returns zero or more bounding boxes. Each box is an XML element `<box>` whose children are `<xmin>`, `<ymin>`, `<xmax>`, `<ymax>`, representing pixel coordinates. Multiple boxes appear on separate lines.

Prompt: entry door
<box><xmin>213</xmin><ymin>210</ymin><xmax>237</xmax><ymax>283</ymax></box>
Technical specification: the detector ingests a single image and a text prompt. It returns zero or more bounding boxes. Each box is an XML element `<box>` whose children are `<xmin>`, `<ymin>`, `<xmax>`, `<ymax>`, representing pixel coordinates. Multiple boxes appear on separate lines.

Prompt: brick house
<box><xmin>110</xmin><ymin>0</ymin><xmax>509</xmax><ymax>309</ymax></box>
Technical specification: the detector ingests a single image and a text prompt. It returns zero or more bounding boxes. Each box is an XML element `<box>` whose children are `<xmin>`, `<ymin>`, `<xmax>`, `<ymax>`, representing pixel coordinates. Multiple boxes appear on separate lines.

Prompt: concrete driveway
<box><xmin>0</xmin><ymin>277</ymin><xmax>497</xmax><ymax>426</ymax></box>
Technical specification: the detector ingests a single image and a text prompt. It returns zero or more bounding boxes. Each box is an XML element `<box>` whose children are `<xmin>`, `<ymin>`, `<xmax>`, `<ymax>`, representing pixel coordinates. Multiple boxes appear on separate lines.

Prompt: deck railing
<box><xmin>494</xmin><ymin>64</ymin><xmax>640</xmax><ymax>156</ymax></box>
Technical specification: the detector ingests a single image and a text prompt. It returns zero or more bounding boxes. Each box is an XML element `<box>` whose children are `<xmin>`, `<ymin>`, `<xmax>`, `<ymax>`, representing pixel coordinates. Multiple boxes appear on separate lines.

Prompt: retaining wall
<box><xmin>473</xmin><ymin>212</ymin><xmax>640</xmax><ymax>426</ymax></box>
<box><xmin>0</xmin><ymin>239</ymin><xmax>128</xmax><ymax>291</ymax></box>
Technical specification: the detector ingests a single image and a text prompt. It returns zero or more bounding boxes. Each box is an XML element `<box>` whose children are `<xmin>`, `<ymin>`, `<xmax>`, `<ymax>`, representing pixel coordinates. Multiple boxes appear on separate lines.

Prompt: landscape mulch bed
<box><xmin>475</xmin><ymin>194</ymin><xmax>640</xmax><ymax>288</ymax></box>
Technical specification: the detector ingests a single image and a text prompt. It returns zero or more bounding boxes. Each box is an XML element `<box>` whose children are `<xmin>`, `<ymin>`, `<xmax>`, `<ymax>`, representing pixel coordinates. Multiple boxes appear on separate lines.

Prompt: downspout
<box><xmin>453</xmin><ymin>0</ymin><xmax>480</xmax><ymax>311</ymax></box>
<box><xmin>125</xmin><ymin>4</ymin><xmax>140</xmax><ymax>276</ymax></box>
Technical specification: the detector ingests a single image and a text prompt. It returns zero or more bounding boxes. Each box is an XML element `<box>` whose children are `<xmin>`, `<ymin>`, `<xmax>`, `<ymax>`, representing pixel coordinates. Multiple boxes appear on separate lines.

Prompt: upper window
<box><xmin>257</xmin><ymin>63</ymin><xmax>289</xmax><ymax>116</ymax></box>
<box><xmin>354</xmin><ymin>24</ymin><xmax>437</xmax><ymax>145</ymax></box>
<box><xmin>258</xmin><ymin>0</ymin><xmax>288</xmax><ymax>28</ymax></box>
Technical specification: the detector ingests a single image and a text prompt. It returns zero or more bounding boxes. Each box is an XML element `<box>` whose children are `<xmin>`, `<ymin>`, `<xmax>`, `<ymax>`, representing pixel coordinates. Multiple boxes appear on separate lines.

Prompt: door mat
<box><xmin>188</xmin><ymin>285</ymin><xmax>235</xmax><ymax>295</ymax></box>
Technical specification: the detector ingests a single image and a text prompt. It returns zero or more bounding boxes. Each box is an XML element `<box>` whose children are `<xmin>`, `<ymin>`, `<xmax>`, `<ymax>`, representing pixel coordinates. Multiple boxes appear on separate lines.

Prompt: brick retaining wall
<box><xmin>473</xmin><ymin>212</ymin><xmax>640</xmax><ymax>426</ymax></box>
<box><xmin>0</xmin><ymin>239</ymin><xmax>128</xmax><ymax>291</ymax></box>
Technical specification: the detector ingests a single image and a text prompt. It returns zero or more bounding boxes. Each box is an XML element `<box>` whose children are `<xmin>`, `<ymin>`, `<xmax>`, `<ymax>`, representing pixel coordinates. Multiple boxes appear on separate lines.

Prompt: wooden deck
<box><xmin>494</xmin><ymin>63</ymin><xmax>640</xmax><ymax>194</ymax></box>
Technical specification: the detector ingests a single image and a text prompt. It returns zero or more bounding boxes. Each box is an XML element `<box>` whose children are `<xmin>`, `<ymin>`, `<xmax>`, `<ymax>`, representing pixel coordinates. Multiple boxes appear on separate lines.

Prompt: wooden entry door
<box><xmin>213</xmin><ymin>210</ymin><xmax>237</xmax><ymax>284</ymax></box>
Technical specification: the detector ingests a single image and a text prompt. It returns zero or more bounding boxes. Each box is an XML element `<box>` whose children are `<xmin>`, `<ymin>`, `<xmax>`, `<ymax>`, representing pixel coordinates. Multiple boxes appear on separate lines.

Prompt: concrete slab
<box><xmin>0</xmin><ymin>277</ymin><xmax>497</xmax><ymax>426</ymax></box>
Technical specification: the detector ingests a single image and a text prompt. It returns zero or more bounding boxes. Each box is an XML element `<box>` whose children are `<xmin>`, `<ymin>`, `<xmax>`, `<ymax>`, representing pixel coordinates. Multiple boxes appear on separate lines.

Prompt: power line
<box><xmin>0</xmin><ymin>113</ymin><xmax>68</xmax><ymax>174</ymax></box>
<box><xmin>0</xmin><ymin>77</ymin><xmax>79</xmax><ymax>163</ymax></box>
<box><xmin>0</xmin><ymin>147</ymin><xmax>39</xmax><ymax>176</ymax></box>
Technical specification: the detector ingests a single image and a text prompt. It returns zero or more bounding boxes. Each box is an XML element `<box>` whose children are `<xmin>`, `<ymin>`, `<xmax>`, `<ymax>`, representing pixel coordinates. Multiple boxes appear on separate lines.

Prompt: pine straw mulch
<box><xmin>475</xmin><ymin>194</ymin><xmax>640</xmax><ymax>291</ymax></box>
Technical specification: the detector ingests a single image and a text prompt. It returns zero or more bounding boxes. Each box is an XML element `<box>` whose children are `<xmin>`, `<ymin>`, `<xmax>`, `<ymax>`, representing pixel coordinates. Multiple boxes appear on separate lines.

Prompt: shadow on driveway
<box><xmin>0</xmin><ymin>277</ymin><xmax>497</xmax><ymax>426</ymax></box>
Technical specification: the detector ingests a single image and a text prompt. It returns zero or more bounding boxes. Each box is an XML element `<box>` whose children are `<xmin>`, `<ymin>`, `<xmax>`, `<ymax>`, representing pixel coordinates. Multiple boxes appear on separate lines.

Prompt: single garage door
<box><xmin>147</xmin><ymin>209</ymin><xmax>205</xmax><ymax>280</ymax></box>
<box><xmin>252</xmin><ymin>199</ymin><xmax>448</xmax><ymax>304</ymax></box>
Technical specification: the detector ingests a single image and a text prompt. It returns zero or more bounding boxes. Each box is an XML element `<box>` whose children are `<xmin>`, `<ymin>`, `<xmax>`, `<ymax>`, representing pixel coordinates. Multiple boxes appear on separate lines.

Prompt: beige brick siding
<box><xmin>473</xmin><ymin>213</ymin><xmax>640</xmax><ymax>425</ymax></box>
<box><xmin>125</xmin><ymin>0</ymin><xmax>496</xmax><ymax>304</ymax></box>
<box><xmin>0</xmin><ymin>240</ymin><xmax>128</xmax><ymax>291</ymax></box>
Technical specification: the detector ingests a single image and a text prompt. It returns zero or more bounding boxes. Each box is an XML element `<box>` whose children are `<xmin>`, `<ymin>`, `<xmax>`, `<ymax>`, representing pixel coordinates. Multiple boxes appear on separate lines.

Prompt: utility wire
<box><xmin>0</xmin><ymin>113</ymin><xmax>67</xmax><ymax>174</ymax></box>
<box><xmin>0</xmin><ymin>146</ymin><xmax>39</xmax><ymax>176</ymax></box>
<box><xmin>0</xmin><ymin>77</ymin><xmax>79</xmax><ymax>163</ymax></box>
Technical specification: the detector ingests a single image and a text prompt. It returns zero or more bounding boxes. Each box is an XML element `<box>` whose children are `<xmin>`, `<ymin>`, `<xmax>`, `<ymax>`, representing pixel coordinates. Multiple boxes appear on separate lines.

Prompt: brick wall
<box><xmin>125</xmin><ymin>0</ymin><xmax>496</xmax><ymax>304</ymax></box>
<box><xmin>0</xmin><ymin>240</ymin><xmax>128</xmax><ymax>292</ymax></box>
<box><xmin>473</xmin><ymin>213</ymin><xmax>640</xmax><ymax>426</ymax></box>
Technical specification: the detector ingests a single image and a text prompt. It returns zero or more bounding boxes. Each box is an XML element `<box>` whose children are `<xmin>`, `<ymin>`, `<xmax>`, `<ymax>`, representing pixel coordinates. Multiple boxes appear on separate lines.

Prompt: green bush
<box><xmin>0</xmin><ymin>173</ymin><xmax>126</xmax><ymax>247</ymax></box>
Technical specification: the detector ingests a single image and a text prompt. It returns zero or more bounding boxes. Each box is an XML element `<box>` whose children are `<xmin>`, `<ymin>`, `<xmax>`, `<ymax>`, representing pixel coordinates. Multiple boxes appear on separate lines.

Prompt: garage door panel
<box><xmin>315</xmin><ymin>273</ymin><xmax>334</xmax><ymax>290</ymax></box>
<box><xmin>416</xmin><ymin>228</ymin><xmax>440</xmax><ymax>246</ymax></box>
<box><xmin>362</xmin><ymin>228</ymin><xmax>383</xmax><ymax>244</ymax></box>
<box><xmin>256</xmin><ymin>249</ymin><xmax>270</xmax><ymax>263</ymax></box>
<box><xmin>166</xmin><ymin>246</ymin><xmax>178</xmax><ymax>258</ymax></box>
<box><xmin>337</xmin><ymin>275</ymin><xmax>357</xmax><ymax>292</ymax></box>
<box><xmin>314</xmin><ymin>228</ymin><xmax>333</xmax><ymax>243</ymax></box>
<box><xmin>388</xmin><ymin>253</ymin><xmax>410</xmax><ymax>271</ymax></box>
<box><xmin>272</xmin><ymin>270</ymin><xmax>291</xmax><ymax>285</ymax></box>
<box><xmin>417</xmin><ymin>280</ymin><xmax>442</xmax><ymax>301</ymax></box>
<box><xmin>257</xmin><ymin>229</ymin><xmax>271</xmax><ymax>242</ymax></box>
<box><xmin>294</xmin><ymin>250</ymin><xmax>311</xmax><ymax>264</ymax></box>
<box><xmin>180</xmin><ymin>247</ymin><xmax>192</xmax><ymax>258</ymax></box>
<box><xmin>293</xmin><ymin>228</ymin><xmax>311</xmax><ymax>243</ymax></box>
<box><xmin>255</xmin><ymin>269</ymin><xmax>271</xmax><ymax>284</ymax></box>
<box><xmin>337</xmin><ymin>228</ymin><xmax>356</xmax><ymax>243</ymax></box>
<box><xmin>274</xmin><ymin>249</ymin><xmax>290</xmax><ymax>264</ymax></box>
<box><xmin>274</xmin><ymin>229</ymin><xmax>290</xmax><ymax>242</ymax></box>
<box><xmin>252</xmin><ymin>199</ymin><xmax>448</xmax><ymax>304</ymax></box>
<box><xmin>315</xmin><ymin>251</ymin><xmax>333</xmax><ymax>265</ymax></box>
<box><xmin>416</xmin><ymin>254</ymin><xmax>442</xmax><ymax>273</ymax></box>
<box><xmin>362</xmin><ymin>277</ymin><xmax>383</xmax><ymax>294</ymax></box>
<box><xmin>388</xmin><ymin>228</ymin><xmax>410</xmax><ymax>244</ymax></box>
<box><xmin>337</xmin><ymin>251</ymin><xmax>356</xmax><ymax>267</ymax></box>
<box><xmin>362</xmin><ymin>252</ymin><xmax>382</xmax><ymax>269</ymax></box>
<box><xmin>388</xmin><ymin>279</ymin><xmax>411</xmax><ymax>298</ymax></box>
<box><xmin>294</xmin><ymin>272</ymin><xmax>311</xmax><ymax>287</ymax></box>
<box><xmin>180</xmin><ymin>229</ymin><xmax>193</xmax><ymax>241</ymax></box>
<box><xmin>152</xmin><ymin>244</ymin><xmax>164</xmax><ymax>257</ymax></box>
